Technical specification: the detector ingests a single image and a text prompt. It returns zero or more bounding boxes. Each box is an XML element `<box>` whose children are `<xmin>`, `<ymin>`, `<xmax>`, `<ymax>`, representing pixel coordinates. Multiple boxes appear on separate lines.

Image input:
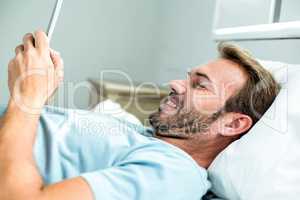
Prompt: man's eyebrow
<box><xmin>194</xmin><ymin>71</ymin><xmax>211</xmax><ymax>82</ymax></box>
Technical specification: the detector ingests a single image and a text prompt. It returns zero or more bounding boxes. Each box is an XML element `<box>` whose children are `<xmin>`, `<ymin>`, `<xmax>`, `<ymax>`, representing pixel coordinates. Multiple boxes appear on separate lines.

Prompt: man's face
<box><xmin>149</xmin><ymin>58</ymin><xmax>248</xmax><ymax>138</ymax></box>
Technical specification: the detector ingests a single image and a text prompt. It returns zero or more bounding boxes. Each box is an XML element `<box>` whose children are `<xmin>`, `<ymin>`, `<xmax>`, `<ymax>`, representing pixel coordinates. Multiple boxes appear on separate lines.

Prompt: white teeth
<box><xmin>166</xmin><ymin>100</ymin><xmax>177</xmax><ymax>108</ymax></box>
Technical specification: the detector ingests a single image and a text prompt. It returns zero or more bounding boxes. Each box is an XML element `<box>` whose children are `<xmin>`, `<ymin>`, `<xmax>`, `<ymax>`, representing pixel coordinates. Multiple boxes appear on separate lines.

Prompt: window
<box><xmin>213</xmin><ymin>0</ymin><xmax>300</xmax><ymax>41</ymax></box>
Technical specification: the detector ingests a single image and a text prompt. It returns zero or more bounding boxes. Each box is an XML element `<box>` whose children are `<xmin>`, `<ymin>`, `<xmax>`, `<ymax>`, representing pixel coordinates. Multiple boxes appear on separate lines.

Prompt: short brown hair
<box><xmin>218</xmin><ymin>42</ymin><xmax>281</xmax><ymax>127</ymax></box>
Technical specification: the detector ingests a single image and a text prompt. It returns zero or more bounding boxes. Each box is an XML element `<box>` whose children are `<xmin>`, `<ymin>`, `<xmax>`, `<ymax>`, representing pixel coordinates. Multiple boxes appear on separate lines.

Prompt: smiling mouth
<box><xmin>165</xmin><ymin>99</ymin><xmax>177</xmax><ymax>108</ymax></box>
<box><xmin>159</xmin><ymin>92</ymin><xmax>181</xmax><ymax>113</ymax></box>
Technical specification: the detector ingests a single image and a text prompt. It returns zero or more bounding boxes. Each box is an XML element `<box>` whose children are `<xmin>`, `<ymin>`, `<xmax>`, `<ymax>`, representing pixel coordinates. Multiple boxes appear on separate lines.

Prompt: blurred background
<box><xmin>0</xmin><ymin>0</ymin><xmax>299</xmax><ymax>109</ymax></box>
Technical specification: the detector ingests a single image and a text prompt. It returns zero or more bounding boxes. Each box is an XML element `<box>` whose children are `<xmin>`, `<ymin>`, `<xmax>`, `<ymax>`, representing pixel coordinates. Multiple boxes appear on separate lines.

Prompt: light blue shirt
<box><xmin>0</xmin><ymin>106</ymin><xmax>210</xmax><ymax>200</ymax></box>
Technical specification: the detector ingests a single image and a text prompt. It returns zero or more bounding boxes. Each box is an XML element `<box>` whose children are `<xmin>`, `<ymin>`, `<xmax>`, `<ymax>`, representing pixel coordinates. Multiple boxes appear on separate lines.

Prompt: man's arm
<box><xmin>0</xmin><ymin>30</ymin><xmax>93</xmax><ymax>200</ymax></box>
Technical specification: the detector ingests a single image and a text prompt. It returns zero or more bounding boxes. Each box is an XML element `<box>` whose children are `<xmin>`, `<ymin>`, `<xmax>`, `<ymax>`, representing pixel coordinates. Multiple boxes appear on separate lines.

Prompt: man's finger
<box><xmin>15</xmin><ymin>45</ymin><xmax>24</xmax><ymax>55</ymax></box>
<box><xmin>50</xmin><ymin>49</ymin><xmax>63</xmax><ymax>69</ymax></box>
<box><xmin>34</xmin><ymin>30</ymin><xmax>49</xmax><ymax>51</ymax></box>
<box><xmin>50</xmin><ymin>50</ymin><xmax>64</xmax><ymax>80</ymax></box>
<box><xmin>23</xmin><ymin>33</ymin><xmax>34</xmax><ymax>51</ymax></box>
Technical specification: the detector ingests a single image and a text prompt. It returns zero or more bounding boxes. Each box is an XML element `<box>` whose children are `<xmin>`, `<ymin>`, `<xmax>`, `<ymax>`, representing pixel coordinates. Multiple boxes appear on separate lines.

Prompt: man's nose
<box><xmin>169</xmin><ymin>80</ymin><xmax>187</xmax><ymax>94</ymax></box>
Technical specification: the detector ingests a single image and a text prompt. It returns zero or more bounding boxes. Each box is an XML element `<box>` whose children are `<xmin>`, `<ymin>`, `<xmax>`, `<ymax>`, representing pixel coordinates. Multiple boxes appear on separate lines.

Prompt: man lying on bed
<box><xmin>0</xmin><ymin>30</ymin><xmax>280</xmax><ymax>200</ymax></box>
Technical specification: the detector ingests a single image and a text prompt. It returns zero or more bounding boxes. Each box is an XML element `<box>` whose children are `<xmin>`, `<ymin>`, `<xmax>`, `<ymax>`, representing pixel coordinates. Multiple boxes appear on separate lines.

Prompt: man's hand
<box><xmin>0</xmin><ymin>30</ymin><xmax>94</xmax><ymax>200</ymax></box>
<box><xmin>8</xmin><ymin>30</ymin><xmax>63</xmax><ymax>113</ymax></box>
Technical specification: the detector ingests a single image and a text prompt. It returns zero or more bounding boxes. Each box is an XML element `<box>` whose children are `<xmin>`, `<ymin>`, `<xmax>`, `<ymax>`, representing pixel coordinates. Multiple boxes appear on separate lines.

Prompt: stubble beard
<box><xmin>149</xmin><ymin>95</ymin><xmax>222</xmax><ymax>139</ymax></box>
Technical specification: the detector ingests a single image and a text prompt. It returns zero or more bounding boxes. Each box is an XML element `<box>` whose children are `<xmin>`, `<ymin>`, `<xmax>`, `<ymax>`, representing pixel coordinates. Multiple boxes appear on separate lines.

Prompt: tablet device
<box><xmin>47</xmin><ymin>0</ymin><xmax>64</xmax><ymax>41</ymax></box>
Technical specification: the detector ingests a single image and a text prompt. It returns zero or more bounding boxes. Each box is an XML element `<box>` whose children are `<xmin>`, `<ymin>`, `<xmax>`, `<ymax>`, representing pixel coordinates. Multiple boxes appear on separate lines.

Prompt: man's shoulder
<box><xmin>82</xmin><ymin>138</ymin><xmax>210</xmax><ymax>200</ymax></box>
<box><xmin>122</xmin><ymin>138</ymin><xmax>209</xmax><ymax>180</ymax></box>
<box><xmin>108</xmin><ymin>139</ymin><xmax>211</xmax><ymax>199</ymax></box>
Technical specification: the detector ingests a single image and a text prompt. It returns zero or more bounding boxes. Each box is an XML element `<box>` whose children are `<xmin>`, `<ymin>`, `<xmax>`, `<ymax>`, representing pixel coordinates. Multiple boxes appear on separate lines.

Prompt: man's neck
<box><xmin>156</xmin><ymin>133</ymin><xmax>236</xmax><ymax>169</ymax></box>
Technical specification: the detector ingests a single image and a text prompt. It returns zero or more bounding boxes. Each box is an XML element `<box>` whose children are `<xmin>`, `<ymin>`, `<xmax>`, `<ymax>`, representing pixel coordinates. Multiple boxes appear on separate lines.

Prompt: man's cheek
<box><xmin>190</xmin><ymin>94</ymin><xmax>223</xmax><ymax>114</ymax></box>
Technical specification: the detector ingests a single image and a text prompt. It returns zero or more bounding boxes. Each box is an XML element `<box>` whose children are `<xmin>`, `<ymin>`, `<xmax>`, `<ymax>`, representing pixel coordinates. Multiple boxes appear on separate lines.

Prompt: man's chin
<box><xmin>149</xmin><ymin>104</ymin><xmax>183</xmax><ymax>129</ymax></box>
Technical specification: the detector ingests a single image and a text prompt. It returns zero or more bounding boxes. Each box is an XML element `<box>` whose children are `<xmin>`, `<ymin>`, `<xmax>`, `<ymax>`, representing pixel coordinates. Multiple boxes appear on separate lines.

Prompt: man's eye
<box><xmin>193</xmin><ymin>83</ymin><xmax>207</xmax><ymax>90</ymax></box>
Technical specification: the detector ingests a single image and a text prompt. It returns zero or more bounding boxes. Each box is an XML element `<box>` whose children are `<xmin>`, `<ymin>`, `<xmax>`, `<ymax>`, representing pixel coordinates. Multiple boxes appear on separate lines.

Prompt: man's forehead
<box><xmin>192</xmin><ymin>59</ymin><xmax>245</xmax><ymax>81</ymax></box>
<box><xmin>191</xmin><ymin>59</ymin><xmax>248</xmax><ymax>93</ymax></box>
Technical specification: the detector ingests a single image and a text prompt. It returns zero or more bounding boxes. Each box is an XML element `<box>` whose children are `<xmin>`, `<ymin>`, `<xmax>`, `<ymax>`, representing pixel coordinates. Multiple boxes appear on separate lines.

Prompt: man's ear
<box><xmin>213</xmin><ymin>112</ymin><xmax>253</xmax><ymax>137</ymax></box>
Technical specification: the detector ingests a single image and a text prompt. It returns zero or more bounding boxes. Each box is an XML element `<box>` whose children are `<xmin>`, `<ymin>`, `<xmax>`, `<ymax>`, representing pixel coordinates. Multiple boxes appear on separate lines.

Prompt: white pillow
<box><xmin>208</xmin><ymin>60</ymin><xmax>300</xmax><ymax>199</ymax></box>
<box><xmin>92</xmin><ymin>99</ymin><xmax>142</xmax><ymax>125</ymax></box>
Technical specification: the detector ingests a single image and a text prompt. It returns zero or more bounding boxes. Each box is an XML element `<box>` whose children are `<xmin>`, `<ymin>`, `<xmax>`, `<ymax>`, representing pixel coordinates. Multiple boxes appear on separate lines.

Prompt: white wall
<box><xmin>216</xmin><ymin>0</ymin><xmax>272</xmax><ymax>28</ymax></box>
<box><xmin>154</xmin><ymin>0</ymin><xmax>217</xmax><ymax>84</ymax></box>
<box><xmin>0</xmin><ymin>0</ymin><xmax>165</xmax><ymax>108</ymax></box>
<box><xmin>0</xmin><ymin>0</ymin><xmax>218</xmax><ymax>108</ymax></box>
<box><xmin>281</xmin><ymin>0</ymin><xmax>300</xmax><ymax>22</ymax></box>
